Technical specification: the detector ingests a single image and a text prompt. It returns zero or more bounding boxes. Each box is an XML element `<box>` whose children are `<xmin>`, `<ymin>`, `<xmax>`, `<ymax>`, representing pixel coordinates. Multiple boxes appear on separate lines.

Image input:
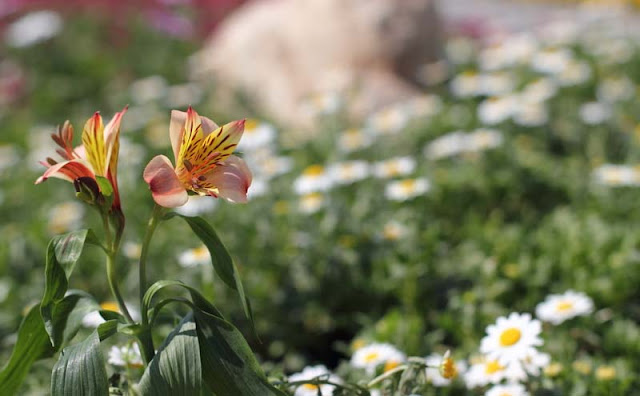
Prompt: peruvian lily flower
<box><xmin>143</xmin><ymin>107</ymin><xmax>252</xmax><ymax>208</ymax></box>
<box><xmin>35</xmin><ymin>108</ymin><xmax>128</xmax><ymax>210</ymax></box>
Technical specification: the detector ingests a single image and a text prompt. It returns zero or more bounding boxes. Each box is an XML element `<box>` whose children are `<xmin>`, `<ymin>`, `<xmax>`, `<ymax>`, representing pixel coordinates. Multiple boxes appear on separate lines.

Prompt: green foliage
<box><xmin>51</xmin><ymin>331</ymin><xmax>109</xmax><ymax>396</ymax></box>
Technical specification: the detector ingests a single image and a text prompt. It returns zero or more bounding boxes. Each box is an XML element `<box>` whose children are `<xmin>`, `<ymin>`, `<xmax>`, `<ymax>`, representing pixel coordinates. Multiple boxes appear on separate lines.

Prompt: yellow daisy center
<box><xmin>383</xmin><ymin>360</ymin><xmax>400</xmax><ymax>372</ymax></box>
<box><xmin>303</xmin><ymin>165</ymin><xmax>325</xmax><ymax>177</ymax></box>
<box><xmin>100</xmin><ymin>302</ymin><xmax>120</xmax><ymax>312</ymax></box>
<box><xmin>399</xmin><ymin>179</ymin><xmax>417</xmax><ymax>193</ymax></box>
<box><xmin>499</xmin><ymin>327</ymin><xmax>521</xmax><ymax>347</ymax></box>
<box><xmin>499</xmin><ymin>393</ymin><xmax>512</xmax><ymax>396</ymax></box>
<box><xmin>191</xmin><ymin>246</ymin><xmax>209</xmax><ymax>259</ymax></box>
<box><xmin>383</xmin><ymin>162</ymin><xmax>401</xmax><ymax>176</ymax></box>
<box><xmin>364</xmin><ymin>352</ymin><xmax>379</xmax><ymax>363</ymax></box>
<box><xmin>556</xmin><ymin>301</ymin><xmax>573</xmax><ymax>311</ymax></box>
<box><xmin>485</xmin><ymin>360</ymin><xmax>504</xmax><ymax>374</ymax></box>
<box><xmin>302</xmin><ymin>384</ymin><xmax>319</xmax><ymax>390</ymax></box>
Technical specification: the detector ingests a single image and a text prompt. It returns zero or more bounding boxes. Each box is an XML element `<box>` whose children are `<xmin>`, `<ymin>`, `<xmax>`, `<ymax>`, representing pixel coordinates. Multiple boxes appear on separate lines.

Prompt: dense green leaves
<box><xmin>138</xmin><ymin>314</ymin><xmax>202</xmax><ymax>395</ymax></box>
<box><xmin>51</xmin><ymin>331</ymin><xmax>109</xmax><ymax>396</ymax></box>
<box><xmin>41</xmin><ymin>230</ymin><xmax>101</xmax><ymax>346</ymax></box>
<box><xmin>0</xmin><ymin>304</ymin><xmax>55</xmax><ymax>395</ymax></box>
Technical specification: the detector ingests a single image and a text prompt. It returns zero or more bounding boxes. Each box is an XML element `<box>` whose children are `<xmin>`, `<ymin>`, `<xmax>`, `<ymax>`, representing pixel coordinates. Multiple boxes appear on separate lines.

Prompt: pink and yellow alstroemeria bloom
<box><xmin>143</xmin><ymin>107</ymin><xmax>252</xmax><ymax>208</ymax></box>
<box><xmin>35</xmin><ymin>108</ymin><xmax>127</xmax><ymax>209</ymax></box>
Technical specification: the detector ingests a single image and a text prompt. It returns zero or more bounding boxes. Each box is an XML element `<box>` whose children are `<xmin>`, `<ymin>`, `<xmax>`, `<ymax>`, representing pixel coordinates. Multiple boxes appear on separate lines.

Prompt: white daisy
<box><xmin>478</xmin><ymin>96</ymin><xmax>516</xmax><ymax>125</ymax></box>
<box><xmin>338</xmin><ymin>128</ymin><xmax>374</xmax><ymax>153</ymax></box>
<box><xmin>293</xmin><ymin>165</ymin><xmax>333</xmax><ymax>195</ymax></box>
<box><xmin>255</xmin><ymin>156</ymin><xmax>294</xmax><ymax>179</ymax></box>
<box><xmin>535</xmin><ymin>290</ymin><xmax>594</xmax><ymax>325</ymax></box>
<box><xmin>450</xmin><ymin>71</ymin><xmax>483</xmax><ymax>98</ymax></box>
<box><xmin>555</xmin><ymin>60</ymin><xmax>591</xmax><ymax>86</ymax></box>
<box><xmin>328</xmin><ymin>161</ymin><xmax>369</xmax><ymax>185</ymax></box>
<box><xmin>301</xmin><ymin>92</ymin><xmax>342</xmax><ymax>117</ymax></box>
<box><xmin>372</xmin><ymin>157</ymin><xmax>416</xmax><ymax>179</ymax></box>
<box><xmin>464</xmin><ymin>358</ymin><xmax>526</xmax><ymax>388</ymax></box>
<box><xmin>520</xmin><ymin>78</ymin><xmax>557</xmax><ymax>104</ymax></box>
<box><xmin>175</xmin><ymin>195</ymin><xmax>217</xmax><ymax>216</ymax></box>
<box><xmin>466</xmin><ymin>128</ymin><xmax>504</xmax><ymax>152</ymax></box>
<box><xmin>530</xmin><ymin>48</ymin><xmax>572</xmax><ymax>75</ymax></box>
<box><xmin>596</xmin><ymin>76</ymin><xmax>634</xmax><ymax>103</ymax></box>
<box><xmin>108</xmin><ymin>343</ymin><xmax>144</xmax><ymax>369</ymax></box>
<box><xmin>237</xmin><ymin>119</ymin><xmax>277</xmax><ymax>151</ymax></box>
<box><xmin>480</xmin><ymin>72</ymin><xmax>516</xmax><ymax>97</ymax></box>
<box><xmin>480</xmin><ymin>312</ymin><xmax>543</xmax><ymax>366</ymax></box>
<box><xmin>381</xmin><ymin>221</ymin><xmax>408</xmax><ymax>241</ymax></box>
<box><xmin>122</xmin><ymin>242</ymin><xmax>142</xmax><ymax>260</ymax></box>
<box><xmin>5</xmin><ymin>11</ymin><xmax>63</xmax><ymax>48</ymax></box>
<box><xmin>425</xmin><ymin>353</ymin><xmax>467</xmax><ymax>387</ymax></box>
<box><xmin>513</xmin><ymin>102</ymin><xmax>548</xmax><ymax>127</ymax></box>
<box><xmin>385</xmin><ymin>178</ymin><xmax>430</xmax><ymax>201</ymax></box>
<box><xmin>367</xmin><ymin>105</ymin><xmax>410</xmax><ymax>135</ymax></box>
<box><xmin>82</xmin><ymin>302</ymin><xmax>140</xmax><ymax>328</ymax></box>
<box><xmin>178</xmin><ymin>245</ymin><xmax>210</xmax><ymax>268</ymax></box>
<box><xmin>47</xmin><ymin>201</ymin><xmax>84</xmax><ymax>235</ymax></box>
<box><xmin>522</xmin><ymin>350</ymin><xmax>551</xmax><ymax>376</ymax></box>
<box><xmin>288</xmin><ymin>365</ymin><xmax>340</xmax><ymax>396</ymax></box>
<box><xmin>485</xmin><ymin>383</ymin><xmax>529</xmax><ymax>396</ymax></box>
<box><xmin>351</xmin><ymin>343</ymin><xmax>406</xmax><ymax>375</ymax></box>
<box><xmin>299</xmin><ymin>193</ymin><xmax>325</xmax><ymax>214</ymax></box>
<box><xmin>579</xmin><ymin>102</ymin><xmax>611</xmax><ymax>125</ymax></box>
<box><xmin>424</xmin><ymin>131</ymin><xmax>467</xmax><ymax>159</ymax></box>
<box><xmin>592</xmin><ymin>164</ymin><xmax>640</xmax><ymax>187</ymax></box>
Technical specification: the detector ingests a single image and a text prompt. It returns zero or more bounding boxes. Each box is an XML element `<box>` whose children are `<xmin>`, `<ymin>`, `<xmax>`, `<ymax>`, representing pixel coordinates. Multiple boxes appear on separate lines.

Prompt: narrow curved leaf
<box><xmin>165</xmin><ymin>214</ymin><xmax>254</xmax><ymax>328</ymax></box>
<box><xmin>51</xmin><ymin>331</ymin><xmax>109</xmax><ymax>396</ymax></box>
<box><xmin>194</xmin><ymin>309</ymin><xmax>286</xmax><ymax>396</ymax></box>
<box><xmin>138</xmin><ymin>313</ymin><xmax>202</xmax><ymax>395</ymax></box>
<box><xmin>41</xmin><ymin>229</ymin><xmax>101</xmax><ymax>346</ymax></box>
<box><xmin>0</xmin><ymin>304</ymin><xmax>55</xmax><ymax>395</ymax></box>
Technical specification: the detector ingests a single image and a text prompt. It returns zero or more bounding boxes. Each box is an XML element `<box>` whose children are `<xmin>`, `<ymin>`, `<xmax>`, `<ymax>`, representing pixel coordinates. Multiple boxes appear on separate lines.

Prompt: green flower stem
<box><xmin>101</xmin><ymin>212</ymin><xmax>134</xmax><ymax>324</ymax></box>
<box><xmin>137</xmin><ymin>204</ymin><xmax>165</xmax><ymax>364</ymax></box>
<box><xmin>139</xmin><ymin>204</ymin><xmax>164</xmax><ymax>322</ymax></box>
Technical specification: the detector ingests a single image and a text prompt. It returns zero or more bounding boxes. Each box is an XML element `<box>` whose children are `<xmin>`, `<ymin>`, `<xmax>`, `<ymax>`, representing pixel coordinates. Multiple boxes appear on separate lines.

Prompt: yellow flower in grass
<box><xmin>144</xmin><ymin>107</ymin><xmax>251</xmax><ymax>207</ymax></box>
<box><xmin>288</xmin><ymin>365</ymin><xmax>341</xmax><ymax>396</ymax></box>
<box><xmin>385</xmin><ymin>178</ymin><xmax>430</xmax><ymax>201</ymax></box>
<box><xmin>595</xmin><ymin>365</ymin><xmax>616</xmax><ymax>381</ymax></box>
<box><xmin>480</xmin><ymin>312</ymin><xmax>543</xmax><ymax>366</ymax></box>
<box><xmin>544</xmin><ymin>362</ymin><xmax>563</xmax><ymax>377</ymax></box>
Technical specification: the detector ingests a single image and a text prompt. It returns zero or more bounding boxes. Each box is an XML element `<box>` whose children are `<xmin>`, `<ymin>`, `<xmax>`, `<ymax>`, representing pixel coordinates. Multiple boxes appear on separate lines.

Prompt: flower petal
<box><xmin>81</xmin><ymin>112</ymin><xmax>106</xmax><ymax>175</ymax></box>
<box><xmin>143</xmin><ymin>155</ymin><xmax>188</xmax><ymax>208</ymax></box>
<box><xmin>204</xmin><ymin>155</ymin><xmax>252</xmax><ymax>203</ymax></box>
<box><xmin>35</xmin><ymin>159</ymin><xmax>95</xmax><ymax>184</ymax></box>
<box><xmin>198</xmin><ymin>119</ymin><xmax>245</xmax><ymax>164</ymax></box>
<box><xmin>169</xmin><ymin>109</ymin><xmax>187</xmax><ymax>161</ymax></box>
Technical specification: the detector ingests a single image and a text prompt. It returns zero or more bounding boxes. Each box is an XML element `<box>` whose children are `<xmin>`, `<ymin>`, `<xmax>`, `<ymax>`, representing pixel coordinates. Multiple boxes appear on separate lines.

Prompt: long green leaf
<box><xmin>166</xmin><ymin>214</ymin><xmax>254</xmax><ymax>328</ymax></box>
<box><xmin>194</xmin><ymin>309</ymin><xmax>286</xmax><ymax>396</ymax></box>
<box><xmin>51</xmin><ymin>331</ymin><xmax>109</xmax><ymax>396</ymax></box>
<box><xmin>41</xmin><ymin>229</ymin><xmax>100</xmax><ymax>346</ymax></box>
<box><xmin>0</xmin><ymin>304</ymin><xmax>55</xmax><ymax>395</ymax></box>
<box><xmin>138</xmin><ymin>313</ymin><xmax>202</xmax><ymax>395</ymax></box>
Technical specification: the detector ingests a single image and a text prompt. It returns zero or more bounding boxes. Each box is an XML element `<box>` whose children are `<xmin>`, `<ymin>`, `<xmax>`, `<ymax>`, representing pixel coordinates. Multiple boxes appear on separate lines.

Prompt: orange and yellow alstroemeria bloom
<box><xmin>36</xmin><ymin>108</ymin><xmax>128</xmax><ymax>209</ymax></box>
<box><xmin>143</xmin><ymin>107</ymin><xmax>252</xmax><ymax>208</ymax></box>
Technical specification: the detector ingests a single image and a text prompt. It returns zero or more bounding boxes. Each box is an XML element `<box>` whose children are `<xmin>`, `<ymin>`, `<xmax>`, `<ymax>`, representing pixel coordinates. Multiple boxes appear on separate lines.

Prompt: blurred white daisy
<box><xmin>513</xmin><ymin>102</ymin><xmax>548</xmax><ymax>127</ymax></box>
<box><xmin>597</xmin><ymin>76</ymin><xmax>635</xmax><ymax>103</ymax></box>
<box><xmin>299</xmin><ymin>193</ymin><xmax>325</xmax><ymax>214</ymax></box>
<box><xmin>288</xmin><ymin>365</ymin><xmax>341</xmax><ymax>396</ymax></box>
<box><xmin>520</xmin><ymin>78</ymin><xmax>557</xmax><ymax>104</ymax></box>
<box><xmin>405</xmin><ymin>94</ymin><xmax>443</xmax><ymax>118</ymax></box>
<box><xmin>478</xmin><ymin>96</ymin><xmax>515</xmax><ymax>125</ymax></box>
<box><xmin>367</xmin><ymin>105</ymin><xmax>410</xmax><ymax>135</ymax></box>
<box><xmin>301</xmin><ymin>92</ymin><xmax>342</xmax><ymax>117</ymax></box>
<box><xmin>372</xmin><ymin>156</ymin><xmax>416</xmax><ymax>179</ymax></box>
<box><xmin>464</xmin><ymin>357</ymin><xmax>526</xmax><ymax>388</ymax></box>
<box><xmin>47</xmin><ymin>201</ymin><xmax>84</xmax><ymax>235</ymax></box>
<box><xmin>480</xmin><ymin>72</ymin><xmax>516</xmax><ymax>97</ymax></box>
<box><xmin>530</xmin><ymin>48</ymin><xmax>573</xmax><ymax>75</ymax></box>
<box><xmin>5</xmin><ymin>11</ymin><xmax>63</xmax><ymax>48</ymax></box>
<box><xmin>129</xmin><ymin>75</ymin><xmax>168</xmax><ymax>105</ymax></box>
<box><xmin>175</xmin><ymin>195</ymin><xmax>217</xmax><ymax>216</ymax></box>
<box><xmin>381</xmin><ymin>221</ymin><xmax>408</xmax><ymax>241</ymax></box>
<box><xmin>592</xmin><ymin>164</ymin><xmax>640</xmax><ymax>187</ymax></box>
<box><xmin>425</xmin><ymin>353</ymin><xmax>467</xmax><ymax>387</ymax></box>
<box><xmin>351</xmin><ymin>343</ymin><xmax>406</xmax><ymax>375</ymax></box>
<box><xmin>178</xmin><ymin>245</ymin><xmax>210</xmax><ymax>268</ymax></box>
<box><xmin>522</xmin><ymin>350</ymin><xmax>551</xmax><ymax>376</ymax></box>
<box><xmin>385</xmin><ymin>178</ymin><xmax>430</xmax><ymax>201</ymax></box>
<box><xmin>328</xmin><ymin>161</ymin><xmax>369</xmax><ymax>185</ymax></box>
<box><xmin>478</xmin><ymin>34</ymin><xmax>537</xmax><ymax>71</ymax></box>
<box><xmin>485</xmin><ymin>383</ymin><xmax>529</xmax><ymax>396</ymax></box>
<box><xmin>122</xmin><ymin>241</ymin><xmax>142</xmax><ymax>260</ymax></box>
<box><xmin>539</xmin><ymin>20</ymin><xmax>578</xmax><ymax>46</ymax></box>
<box><xmin>255</xmin><ymin>156</ymin><xmax>294</xmax><ymax>179</ymax></box>
<box><xmin>535</xmin><ymin>290</ymin><xmax>594</xmax><ymax>325</ymax></box>
<box><xmin>294</xmin><ymin>165</ymin><xmax>333</xmax><ymax>195</ymax></box>
<box><xmin>579</xmin><ymin>102</ymin><xmax>611</xmax><ymax>125</ymax></box>
<box><xmin>338</xmin><ymin>128</ymin><xmax>374</xmax><ymax>153</ymax></box>
<box><xmin>425</xmin><ymin>131</ymin><xmax>467</xmax><ymax>159</ymax></box>
<box><xmin>237</xmin><ymin>119</ymin><xmax>277</xmax><ymax>151</ymax></box>
<box><xmin>82</xmin><ymin>301</ymin><xmax>139</xmax><ymax>328</ymax></box>
<box><xmin>555</xmin><ymin>60</ymin><xmax>591</xmax><ymax>86</ymax></box>
<box><xmin>466</xmin><ymin>128</ymin><xmax>504</xmax><ymax>152</ymax></box>
<box><xmin>165</xmin><ymin>82</ymin><xmax>203</xmax><ymax>108</ymax></box>
<box><xmin>480</xmin><ymin>312</ymin><xmax>543</xmax><ymax>366</ymax></box>
<box><xmin>108</xmin><ymin>343</ymin><xmax>144</xmax><ymax>369</ymax></box>
<box><xmin>450</xmin><ymin>71</ymin><xmax>482</xmax><ymax>98</ymax></box>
